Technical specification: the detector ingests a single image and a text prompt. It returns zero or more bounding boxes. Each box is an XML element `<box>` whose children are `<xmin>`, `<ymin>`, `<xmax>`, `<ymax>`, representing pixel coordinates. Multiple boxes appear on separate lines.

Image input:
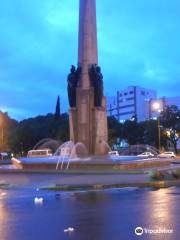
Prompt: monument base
<box><xmin>69</xmin><ymin>88</ymin><xmax>108</xmax><ymax>155</ymax></box>
<box><xmin>92</xmin><ymin>105</ymin><xmax>109</xmax><ymax>155</ymax></box>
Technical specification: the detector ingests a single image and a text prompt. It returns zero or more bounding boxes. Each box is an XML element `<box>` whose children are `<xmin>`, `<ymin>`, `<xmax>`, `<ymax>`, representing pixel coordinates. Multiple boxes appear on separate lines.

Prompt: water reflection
<box><xmin>0</xmin><ymin>200</ymin><xmax>9</xmax><ymax>240</ymax></box>
<box><xmin>144</xmin><ymin>189</ymin><xmax>175</xmax><ymax>228</ymax></box>
<box><xmin>0</xmin><ymin>187</ymin><xmax>179</xmax><ymax>240</ymax></box>
<box><xmin>72</xmin><ymin>191</ymin><xmax>109</xmax><ymax>204</ymax></box>
<box><xmin>65</xmin><ymin>191</ymin><xmax>110</xmax><ymax>240</ymax></box>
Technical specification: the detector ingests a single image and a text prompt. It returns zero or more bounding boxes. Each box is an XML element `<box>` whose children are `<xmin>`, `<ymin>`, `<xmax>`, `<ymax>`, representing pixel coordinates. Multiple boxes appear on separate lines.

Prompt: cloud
<box><xmin>0</xmin><ymin>0</ymin><xmax>180</xmax><ymax>119</ymax></box>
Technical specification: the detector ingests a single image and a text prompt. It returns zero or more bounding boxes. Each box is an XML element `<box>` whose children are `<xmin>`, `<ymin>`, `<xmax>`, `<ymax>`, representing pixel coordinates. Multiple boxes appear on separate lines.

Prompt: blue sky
<box><xmin>0</xmin><ymin>0</ymin><xmax>180</xmax><ymax>120</ymax></box>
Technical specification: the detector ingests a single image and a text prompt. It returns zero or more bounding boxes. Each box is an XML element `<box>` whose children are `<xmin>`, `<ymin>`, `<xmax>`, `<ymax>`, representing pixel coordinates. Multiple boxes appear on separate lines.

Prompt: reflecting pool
<box><xmin>0</xmin><ymin>174</ymin><xmax>179</xmax><ymax>240</ymax></box>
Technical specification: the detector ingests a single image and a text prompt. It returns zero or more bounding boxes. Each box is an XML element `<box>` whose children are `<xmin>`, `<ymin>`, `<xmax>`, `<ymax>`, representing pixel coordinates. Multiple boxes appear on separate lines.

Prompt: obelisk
<box><xmin>68</xmin><ymin>0</ymin><xmax>108</xmax><ymax>155</ymax></box>
<box><xmin>78</xmin><ymin>0</ymin><xmax>98</xmax><ymax>88</ymax></box>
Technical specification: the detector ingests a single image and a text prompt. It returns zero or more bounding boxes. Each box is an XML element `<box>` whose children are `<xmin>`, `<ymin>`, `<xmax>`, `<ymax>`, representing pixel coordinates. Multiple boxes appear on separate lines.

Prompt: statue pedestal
<box><xmin>69</xmin><ymin>89</ymin><xmax>108</xmax><ymax>155</ymax></box>
<box><xmin>92</xmin><ymin>97</ymin><xmax>108</xmax><ymax>155</ymax></box>
<box><xmin>69</xmin><ymin>107</ymin><xmax>77</xmax><ymax>141</ymax></box>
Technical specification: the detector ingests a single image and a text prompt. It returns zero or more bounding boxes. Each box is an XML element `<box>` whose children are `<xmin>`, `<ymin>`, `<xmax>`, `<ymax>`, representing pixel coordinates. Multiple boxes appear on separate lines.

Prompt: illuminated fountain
<box><xmin>55</xmin><ymin>141</ymin><xmax>89</xmax><ymax>170</ymax></box>
<box><xmin>11</xmin><ymin>0</ymin><xmax>172</xmax><ymax>171</ymax></box>
<box><xmin>33</xmin><ymin>138</ymin><xmax>61</xmax><ymax>153</ymax></box>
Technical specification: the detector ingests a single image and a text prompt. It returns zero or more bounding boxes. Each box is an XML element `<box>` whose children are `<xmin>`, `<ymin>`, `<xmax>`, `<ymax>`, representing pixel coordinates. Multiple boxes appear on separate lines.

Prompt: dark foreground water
<box><xmin>0</xmin><ymin>175</ymin><xmax>179</xmax><ymax>240</ymax></box>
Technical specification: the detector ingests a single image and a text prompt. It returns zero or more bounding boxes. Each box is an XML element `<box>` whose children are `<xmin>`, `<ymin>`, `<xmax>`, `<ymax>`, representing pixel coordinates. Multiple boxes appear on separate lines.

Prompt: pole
<box><xmin>149</xmin><ymin>99</ymin><xmax>152</xmax><ymax>120</ymax></box>
<box><xmin>158</xmin><ymin>118</ymin><xmax>161</xmax><ymax>152</ymax></box>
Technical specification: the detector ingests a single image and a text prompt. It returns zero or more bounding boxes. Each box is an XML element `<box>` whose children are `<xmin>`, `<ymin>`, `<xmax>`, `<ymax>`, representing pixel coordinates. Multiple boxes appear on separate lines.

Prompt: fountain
<box><xmin>55</xmin><ymin>141</ymin><xmax>74</xmax><ymax>170</ymax></box>
<box><xmin>54</xmin><ymin>141</ymin><xmax>74</xmax><ymax>157</ymax></box>
<box><xmin>55</xmin><ymin>141</ymin><xmax>89</xmax><ymax>170</ymax></box>
<box><xmin>10</xmin><ymin>1</ymin><xmax>127</xmax><ymax>170</ymax></box>
<box><xmin>69</xmin><ymin>142</ymin><xmax>89</xmax><ymax>159</ymax></box>
<box><xmin>119</xmin><ymin>144</ymin><xmax>159</xmax><ymax>156</ymax></box>
<box><xmin>33</xmin><ymin>138</ymin><xmax>61</xmax><ymax>153</ymax></box>
<box><xmin>11</xmin><ymin>0</ymin><xmax>172</xmax><ymax>172</ymax></box>
<box><xmin>12</xmin><ymin>139</ymin><xmax>172</xmax><ymax>171</ymax></box>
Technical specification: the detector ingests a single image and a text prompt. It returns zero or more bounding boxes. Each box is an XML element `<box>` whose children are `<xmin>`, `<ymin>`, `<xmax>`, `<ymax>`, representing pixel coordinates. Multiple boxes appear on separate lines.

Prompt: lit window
<box><xmin>120</xmin><ymin>120</ymin><xmax>125</xmax><ymax>123</ymax></box>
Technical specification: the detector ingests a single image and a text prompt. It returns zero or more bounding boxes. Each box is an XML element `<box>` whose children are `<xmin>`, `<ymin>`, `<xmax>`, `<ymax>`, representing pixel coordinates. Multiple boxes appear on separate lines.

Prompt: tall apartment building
<box><xmin>107</xmin><ymin>86</ymin><xmax>157</xmax><ymax>122</ymax></box>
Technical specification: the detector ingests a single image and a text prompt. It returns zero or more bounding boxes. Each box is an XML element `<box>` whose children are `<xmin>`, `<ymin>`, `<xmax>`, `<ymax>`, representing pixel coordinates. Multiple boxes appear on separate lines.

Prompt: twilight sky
<box><xmin>0</xmin><ymin>0</ymin><xmax>180</xmax><ymax>120</ymax></box>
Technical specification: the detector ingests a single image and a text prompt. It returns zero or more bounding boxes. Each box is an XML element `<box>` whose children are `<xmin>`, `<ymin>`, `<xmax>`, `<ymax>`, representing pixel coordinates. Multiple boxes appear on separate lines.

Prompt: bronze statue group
<box><xmin>67</xmin><ymin>64</ymin><xmax>104</xmax><ymax>108</ymax></box>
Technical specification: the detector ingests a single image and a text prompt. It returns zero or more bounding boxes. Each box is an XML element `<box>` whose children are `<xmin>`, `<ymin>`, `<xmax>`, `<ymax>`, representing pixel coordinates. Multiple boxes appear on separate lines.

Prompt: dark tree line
<box><xmin>0</xmin><ymin>105</ymin><xmax>179</xmax><ymax>154</ymax></box>
<box><xmin>0</xmin><ymin>112</ymin><xmax>69</xmax><ymax>154</ymax></box>
<box><xmin>108</xmin><ymin>105</ymin><xmax>180</xmax><ymax>153</ymax></box>
<box><xmin>160</xmin><ymin>105</ymin><xmax>180</xmax><ymax>153</ymax></box>
<box><xmin>108</xmin><ymin>117</ymin><xmax>161</xmax><ymax>148</ymax></box>
<box><xmin>0</xmin><ymin>111</ymin><xmax>18</xmax><ymax>152</ymax></box>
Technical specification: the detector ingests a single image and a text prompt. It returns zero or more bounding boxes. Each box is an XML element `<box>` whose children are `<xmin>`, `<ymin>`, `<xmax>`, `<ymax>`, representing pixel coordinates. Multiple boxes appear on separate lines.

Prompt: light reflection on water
<box><xmin>0</xmin><ymin>191</ymin><xmax>10</xmax><ymax>240</ymax></box>
<box><xmin>0</xmin><ymin>187</ymin><xmax>179</xmax><ymax>240</ymax></box>
<box><xmin>146</xmin><ymin>189</ymin><xmax>174</xmax><ymax>226</ymax></box>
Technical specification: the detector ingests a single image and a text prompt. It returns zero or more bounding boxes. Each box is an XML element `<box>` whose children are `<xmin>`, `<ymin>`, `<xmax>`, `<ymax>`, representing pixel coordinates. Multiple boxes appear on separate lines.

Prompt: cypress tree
<box><xmin>55</xmin><ymin>96</ymin><xmax>60</xmax><ymax>119</ymax></box>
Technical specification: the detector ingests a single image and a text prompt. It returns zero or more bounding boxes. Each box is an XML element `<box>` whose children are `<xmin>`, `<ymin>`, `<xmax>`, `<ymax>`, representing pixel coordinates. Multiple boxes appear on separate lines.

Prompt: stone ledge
<box><xmin>14</xmin><ymin>159</ymin><xmax>171</xmax><ymax>170</ymax></box>
<box><xmin>40</xmin><ymin>179</ymin><xmax>180</xmax><ymax>192</ymax></box>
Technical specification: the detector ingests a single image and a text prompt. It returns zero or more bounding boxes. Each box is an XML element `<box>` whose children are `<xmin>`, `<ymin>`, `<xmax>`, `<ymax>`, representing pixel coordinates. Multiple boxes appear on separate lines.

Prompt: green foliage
<box><xmin>55</xmin><ymin>96</ymin><xmax>60</xmax><ymax>119</ymax></box>
<box><xmin>0</xmin><ymin>111</ymin><xmax>18</xmax><ymax>152</ymax></box>
<box><xmin>122</xmin><ymin>119</ymin><xmax>139</xmax><ymax>145</ymax></box>
<box><xmin>108</xmin><ymin>117</ymin><xmax>169</xmax><ymax>149</ymax></box>
<box><xmin>11</xmin><ymin>113</ymin><xmax>69</xmax><ymax>153</ymax></box>
<box><xmin>1</xmin><ymin>104</ymin><xmax>179</xmax><ymax>154</ymax></box>
<box><xmin>107</xmin><ymin>116</ymin><xmax>123</xmax><ymax>146</ymax></box>
<box><xmin>160</xmin><ymin>105</ymin><xmax>180</xmax><ymax>153</ymax></box>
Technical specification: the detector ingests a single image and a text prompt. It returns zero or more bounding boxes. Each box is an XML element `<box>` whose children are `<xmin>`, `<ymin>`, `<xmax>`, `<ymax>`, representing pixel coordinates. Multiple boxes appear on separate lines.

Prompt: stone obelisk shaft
<box><xmin>69</xmin><ymin>0</ymin><xmax>108</xmax><ymax>155</ymax></box>
<box><xmin>78</xmin><ymin>0</ymin><xmax>98</xmax><ymax>88</ymax></box>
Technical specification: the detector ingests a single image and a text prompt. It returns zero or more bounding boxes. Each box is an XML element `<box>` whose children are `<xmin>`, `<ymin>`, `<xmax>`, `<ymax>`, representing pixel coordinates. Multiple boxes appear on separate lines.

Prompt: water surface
<box><xmin>0</xmin><ymin>175</ymin><xmax>179</xmax><ymax>240</ymax></box>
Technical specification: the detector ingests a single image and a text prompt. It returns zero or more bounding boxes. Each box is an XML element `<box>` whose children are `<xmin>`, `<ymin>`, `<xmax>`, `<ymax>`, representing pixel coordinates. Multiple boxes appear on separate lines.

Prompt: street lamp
<box><xmin>152</xmin><ymin>102</ymin><xmax>161</xmax><ymax>111</ymax></box>
<box><xmin>151</xmin><ymin>101</ymin><xmax>163</xmax><ymax>152</ymax></box>
<box><xmin>157</xmin><ymin>117</ymin><xmax>161</xmax><ymax>152</ymax></box>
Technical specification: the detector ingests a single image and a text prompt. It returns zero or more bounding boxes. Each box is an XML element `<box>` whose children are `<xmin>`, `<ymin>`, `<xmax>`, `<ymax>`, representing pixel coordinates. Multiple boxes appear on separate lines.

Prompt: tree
<box><xmin>0</xmin><ymin>111</ymin><xmax>18</xmax><ymax>152</ymax></box>
<box><xmin>139</xmin><ymin>120</ymin><xmax>157</xmax><ymax>145</ymax></box>
<box><xmin>107</xmin><ymin>116</ymin><xmax>123</xmax><ymax>146</ymax></box>
<box><xmin>122</xmin><ymin>118</ymin><xmax>139</xmax><ymax>145</ymax></box>
<box><xmin>12</xmin><ymin>113</ymin><xmax>69</xmax><ymax>154</ymax></box>
<box><xmin>160</xmin><ymin>105</ymin><xmax>180</xmax><ymax>153</ymax></box>
<box><xmin>55</xmin><ymin>96</ymin><xmax>61</xmax><ymax>119</ymax></box>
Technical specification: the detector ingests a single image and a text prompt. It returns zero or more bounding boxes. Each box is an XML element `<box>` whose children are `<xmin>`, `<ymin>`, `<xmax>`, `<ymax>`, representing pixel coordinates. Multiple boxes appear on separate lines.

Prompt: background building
<box><xmin>107</xmin><ymin>86</ymin><xmax>180</xmax><ymax>122</ymax></box>
<box><xmin>107</xmin><ymin>86</ymin><xmax>157</xmax><ymax>122</ymax></box>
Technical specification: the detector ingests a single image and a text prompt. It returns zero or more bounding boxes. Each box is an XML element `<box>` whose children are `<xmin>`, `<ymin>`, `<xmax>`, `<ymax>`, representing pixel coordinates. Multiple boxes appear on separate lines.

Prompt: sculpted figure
<box><xmin>89</xmin><ymin>64</ymin><xmax>103</xmax><ymax>107</ymax></box>
<box><xmin>67</xmin><ymin>65</ymin><xmax>81</xmax><ymax>107</ymax></box>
